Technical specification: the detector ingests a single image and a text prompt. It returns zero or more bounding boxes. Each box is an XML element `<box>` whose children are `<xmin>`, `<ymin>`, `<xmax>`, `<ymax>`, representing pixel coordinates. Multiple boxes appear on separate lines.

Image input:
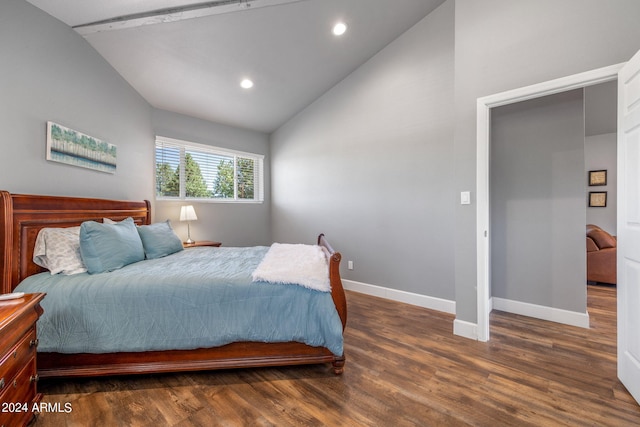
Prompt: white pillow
<box><xmin>33</xmin><ymin>227</ymin><xmax>87</xmax><ymax>275</ymax></box>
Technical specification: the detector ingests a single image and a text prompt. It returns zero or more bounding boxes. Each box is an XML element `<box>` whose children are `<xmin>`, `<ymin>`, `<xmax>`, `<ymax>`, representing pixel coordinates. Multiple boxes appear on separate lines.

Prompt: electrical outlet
<box><xmin>347</xmin><ymin>260</ymin><xmax>354</xmax><ymax>270</ymax></box>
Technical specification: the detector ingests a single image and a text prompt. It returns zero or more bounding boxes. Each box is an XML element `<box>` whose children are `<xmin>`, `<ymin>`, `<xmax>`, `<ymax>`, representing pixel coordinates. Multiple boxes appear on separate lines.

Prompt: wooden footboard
<box><xmin>0</xmin><ymin>191</ymin><xmax>347</xmax><ymax>378</ymax></box>
<box><xmin>319</xmin><ymin>233</ymin><xmax>347</xmax><ymax>331</ymax></box>
<box><xmin>38</xmin><ymin>342</ymin><xmax>346</xmax><ymax>378</ymax></box>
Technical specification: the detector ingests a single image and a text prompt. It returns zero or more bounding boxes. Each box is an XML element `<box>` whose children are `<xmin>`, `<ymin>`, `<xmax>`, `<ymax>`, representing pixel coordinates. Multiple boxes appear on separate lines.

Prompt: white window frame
<box><xmin>155</xmin><ymin>136</ymin><xmax>264</xmax><ymax>203</ymax></box>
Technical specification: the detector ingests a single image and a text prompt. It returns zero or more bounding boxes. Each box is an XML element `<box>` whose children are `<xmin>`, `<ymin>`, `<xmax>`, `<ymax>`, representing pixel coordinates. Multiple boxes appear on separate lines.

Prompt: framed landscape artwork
<box><xmin>46</xmin><ymin>121</ymin><xmax>116</xmax><ymax>173</ymax></box>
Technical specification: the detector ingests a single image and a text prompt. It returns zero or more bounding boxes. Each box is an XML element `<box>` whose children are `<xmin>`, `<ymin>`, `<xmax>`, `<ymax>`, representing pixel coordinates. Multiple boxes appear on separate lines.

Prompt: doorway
<box><xmin>488</xmin><ymin>82</ymin><xmax>618</xmax><ymax>329</ymax></box>
<box><xmin>475</xmin><ymin>63</ymin><xmax>625</xmax><ymax>342</ymax></box>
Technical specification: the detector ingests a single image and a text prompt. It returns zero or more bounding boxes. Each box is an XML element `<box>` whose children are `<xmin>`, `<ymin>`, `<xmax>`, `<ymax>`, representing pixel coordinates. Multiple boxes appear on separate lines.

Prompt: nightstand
<box><xmin>183</xmin><ymin>240</ymin><xmax>222</xmax><ymax>248</ymax></box>
<box><xmin>0</xmin><ymin>293</ymin><xmax>45</xmax><ymax>427</ymax></box>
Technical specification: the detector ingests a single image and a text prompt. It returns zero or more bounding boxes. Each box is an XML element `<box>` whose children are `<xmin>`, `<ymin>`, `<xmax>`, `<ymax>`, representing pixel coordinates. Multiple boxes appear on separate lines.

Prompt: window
<box><xmin>155</xmin><ymin>136</ymin><xmax>264</xmax><ymax>202</ymax></box>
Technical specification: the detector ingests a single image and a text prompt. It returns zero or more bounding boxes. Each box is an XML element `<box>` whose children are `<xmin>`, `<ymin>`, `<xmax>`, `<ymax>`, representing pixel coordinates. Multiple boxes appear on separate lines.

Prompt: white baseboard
<box><xmin>341</xmin><ymin>280</ymin><xmax>589</xmax><ymax>339</ymax></box>
<box><xmin>453</xmin><ymin>319</ymin><xmax>478</xmax><ymax>340</ymax></box>
<box><xmin>492</xmin><ymin>297</ymin><xmax>590</xmax><ymax>329</ymax></box>
<box><xmin>342</xmin><ymin>279</ymin><xmax>456</xmax><ymax>314</ymax></box>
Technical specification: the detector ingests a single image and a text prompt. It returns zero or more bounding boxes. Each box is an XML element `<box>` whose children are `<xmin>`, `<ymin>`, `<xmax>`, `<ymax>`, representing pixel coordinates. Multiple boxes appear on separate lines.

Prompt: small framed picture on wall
<box><xmin>589</xmin><ymin>191</ymin><xmax>607</xmax><ymax>207</ymax></box>
<box><xmin>588</xmin><ymin>170</ymin><xmax>607</xmax><ymax>186</ymax></box>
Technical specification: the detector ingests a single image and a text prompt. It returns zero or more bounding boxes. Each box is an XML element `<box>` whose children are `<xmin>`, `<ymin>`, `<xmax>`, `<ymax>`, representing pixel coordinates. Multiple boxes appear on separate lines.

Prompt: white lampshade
<box><xmin>180</xmin><ymin>205</ymin><xmax>198</xmax><ymax>222</ymax></box>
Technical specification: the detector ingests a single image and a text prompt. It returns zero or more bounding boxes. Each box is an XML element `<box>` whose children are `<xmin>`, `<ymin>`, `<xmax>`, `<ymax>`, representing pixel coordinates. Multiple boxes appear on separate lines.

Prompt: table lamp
<box><xmin>180</xmin><ymin>205</ymin><xmax>197</xmax><ymax>244</ymax></box>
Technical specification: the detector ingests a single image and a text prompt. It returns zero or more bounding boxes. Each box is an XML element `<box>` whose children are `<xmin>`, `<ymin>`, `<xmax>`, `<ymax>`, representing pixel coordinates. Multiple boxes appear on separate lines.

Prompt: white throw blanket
<box><xmin>252</xmin><ymin>243</ymin><xmax>331</xmax><ymax>292</ymax></box>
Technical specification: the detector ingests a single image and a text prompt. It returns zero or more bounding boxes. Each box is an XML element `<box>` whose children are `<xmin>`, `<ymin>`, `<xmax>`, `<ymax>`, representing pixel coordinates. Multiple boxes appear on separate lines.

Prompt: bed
<box><xmin>0</xmin><ymin>191</ymin><xmax>347</xmax><ymax>378</ymax></box>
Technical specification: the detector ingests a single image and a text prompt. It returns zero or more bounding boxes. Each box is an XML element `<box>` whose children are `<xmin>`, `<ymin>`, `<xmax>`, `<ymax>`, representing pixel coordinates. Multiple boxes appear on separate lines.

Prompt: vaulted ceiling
<box><xmin>25</xmin><ymin>0</ymin><xmax>446</xmax><ymax>133</ymax></box>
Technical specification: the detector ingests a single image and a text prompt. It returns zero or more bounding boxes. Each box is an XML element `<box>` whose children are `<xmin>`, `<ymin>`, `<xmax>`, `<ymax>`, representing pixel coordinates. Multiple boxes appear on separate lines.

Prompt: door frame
<box><xmin>475</xmin><ymin>63</ymin><xmax>625</xmax><ymax>342</ymax></box>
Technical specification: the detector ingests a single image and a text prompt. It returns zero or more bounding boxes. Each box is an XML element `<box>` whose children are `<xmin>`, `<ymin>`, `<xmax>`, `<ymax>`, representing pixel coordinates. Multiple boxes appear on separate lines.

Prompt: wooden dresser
<box><xmin>0</xmin><ymin>293</ymin><xmax>45</xmax><ymax>427</ymax></box>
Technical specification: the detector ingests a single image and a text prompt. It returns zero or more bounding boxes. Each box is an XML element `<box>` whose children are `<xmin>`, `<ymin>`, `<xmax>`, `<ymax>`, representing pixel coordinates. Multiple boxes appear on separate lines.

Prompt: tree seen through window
<box><xmin>156</xmin><ymin>143</ymin><xmax>258</xmax><ymax>201</ymax></box>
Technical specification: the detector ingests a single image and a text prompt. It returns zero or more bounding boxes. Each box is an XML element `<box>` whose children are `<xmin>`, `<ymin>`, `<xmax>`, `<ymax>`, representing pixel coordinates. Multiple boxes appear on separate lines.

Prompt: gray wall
<box><xmin>490</xmin><ymin>90</ymin><xmax>586</xmax><ymax>312</ymax></box>
<box><xmin>152</xmin><ymin>109</ymin><xmax>271</xmax><ymax>247</ymax></box>
<box><xmin>453</xmin><ymin>0</ymin><xmax>640</xmax><ymax>323</ymax></box>
<box><xmin>584</xmin><ymin>81</ymin><xmax>617</xmax><ymax>235</ymax></box>
<box><xmin>0</xmin><ymin>0</ymin><xmax>153</xmax><ymax>201</ymax></box>
<box><xmin>270</xmin><ymin>1</ymin><xmax>455</xmax><ymax>298</ymax></box>
<box><xmin>585</xmin><ymin>133</ymin><xmax>617</xmax><ymax>234</ymax></box>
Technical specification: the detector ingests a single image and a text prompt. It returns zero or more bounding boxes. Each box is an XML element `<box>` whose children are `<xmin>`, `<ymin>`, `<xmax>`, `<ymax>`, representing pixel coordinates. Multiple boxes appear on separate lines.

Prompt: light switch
<box><xmin>460</xmin><ymin>191</ymin><xmax>471</xmax><ymax>205</ymax></box>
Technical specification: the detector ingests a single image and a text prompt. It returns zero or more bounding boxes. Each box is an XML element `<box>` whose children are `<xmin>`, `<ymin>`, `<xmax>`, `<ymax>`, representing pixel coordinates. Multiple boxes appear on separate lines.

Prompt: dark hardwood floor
<box><xmin>32</xmin><ymin>285</ymin><xmax>639</xmax><ymax>426</ymax></box>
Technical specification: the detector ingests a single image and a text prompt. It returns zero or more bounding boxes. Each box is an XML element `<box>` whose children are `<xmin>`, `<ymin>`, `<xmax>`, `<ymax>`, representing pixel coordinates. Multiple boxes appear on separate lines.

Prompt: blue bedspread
<box><xmin>15</xmin><ymin>246</ymin><xmax>343</xmax><ymax>356</ymax></box>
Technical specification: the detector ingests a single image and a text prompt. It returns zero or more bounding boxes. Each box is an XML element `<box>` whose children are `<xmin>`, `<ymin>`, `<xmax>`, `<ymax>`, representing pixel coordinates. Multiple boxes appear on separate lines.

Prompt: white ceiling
<box><xmin>25</xmin><ymin>0</ymin><xmax>445</xmax><ymax>133</ymax></box>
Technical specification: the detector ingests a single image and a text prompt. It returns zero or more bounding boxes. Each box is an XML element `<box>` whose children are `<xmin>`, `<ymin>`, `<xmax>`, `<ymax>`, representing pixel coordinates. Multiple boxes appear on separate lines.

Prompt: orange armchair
<box><xmin>586</xmin><ymin>224</ymin><xmax>616</xmax><ymax>285</ymax></box>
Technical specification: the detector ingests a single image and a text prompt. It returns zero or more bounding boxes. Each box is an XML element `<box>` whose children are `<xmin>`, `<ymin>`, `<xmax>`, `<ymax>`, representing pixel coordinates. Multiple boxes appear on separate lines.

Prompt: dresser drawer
<box><xmin>0</xmin><ymin>358</ymin><xmax>39</xmax><ymax>427</ymax></box>
<box><xmin>0</xmin><ymin>328</ymin><xmax>37</xmax><ymax>396</ymax></box>
<box><xmin>0</xmin><ymin>294</ymin><xmax>45</xmax><ymax>427</ymax></box>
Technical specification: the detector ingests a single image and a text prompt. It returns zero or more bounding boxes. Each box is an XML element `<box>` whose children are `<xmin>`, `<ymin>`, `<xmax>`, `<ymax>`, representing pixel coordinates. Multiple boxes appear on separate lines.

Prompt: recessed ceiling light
<box><xmin>240</xmin><ymin>78</ymin><xmax>254</xmax><ymax>89</ymax></box>
<box><xmin>332</xmin><ymin>22</ymin><xmax>347</xmax><ymax>36</ymax></box>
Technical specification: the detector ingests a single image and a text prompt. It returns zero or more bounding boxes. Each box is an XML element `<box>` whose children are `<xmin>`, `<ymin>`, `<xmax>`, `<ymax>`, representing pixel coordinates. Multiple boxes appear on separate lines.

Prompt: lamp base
<box><xmin>185</xmin><ymin>221</ymin><xmax>195</xmax><ymax>245</ymax></box>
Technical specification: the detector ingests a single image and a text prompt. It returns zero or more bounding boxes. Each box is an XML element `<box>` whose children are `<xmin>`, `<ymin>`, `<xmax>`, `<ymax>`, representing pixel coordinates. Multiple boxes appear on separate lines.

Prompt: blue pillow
<box><xmin>79</xmin><ymin>217</ymin><xmax>145</xmax><ymax>274</ymax></box>
<box><xmin>137</xmin><ymin>220</ymin><xmax>184</xmax><ymax>259</ymax></box>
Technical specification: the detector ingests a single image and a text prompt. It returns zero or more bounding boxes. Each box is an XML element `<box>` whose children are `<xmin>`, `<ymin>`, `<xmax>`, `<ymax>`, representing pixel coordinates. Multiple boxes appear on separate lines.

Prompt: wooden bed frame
<box><xmin>0</xmin><ymin>191</ymin><xmax>347</xmax><ymax>378</ymax></box>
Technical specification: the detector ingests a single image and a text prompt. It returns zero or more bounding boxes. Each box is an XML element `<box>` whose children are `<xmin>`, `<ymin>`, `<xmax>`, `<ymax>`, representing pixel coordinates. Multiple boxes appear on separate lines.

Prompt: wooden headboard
<box><xmin>0</xmin><ymin>191</ymin><xmax>151</xmax><ymax>293</ymax></box>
